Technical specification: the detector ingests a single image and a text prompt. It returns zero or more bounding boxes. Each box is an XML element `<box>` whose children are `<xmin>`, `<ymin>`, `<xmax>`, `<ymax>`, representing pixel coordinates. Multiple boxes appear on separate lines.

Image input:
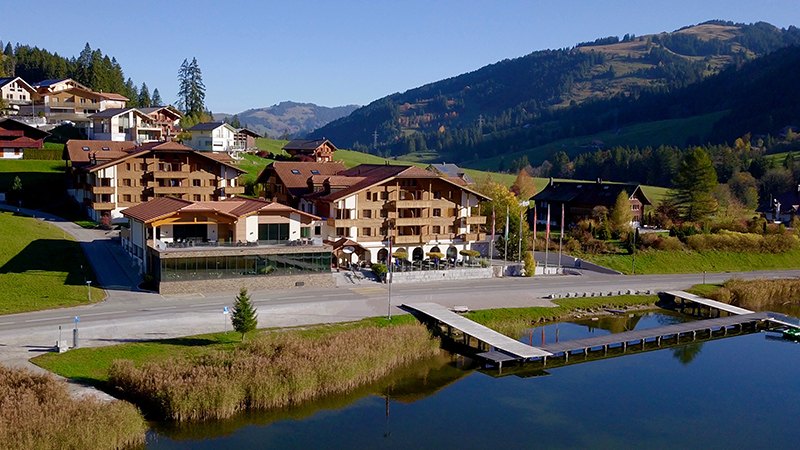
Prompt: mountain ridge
<box><xmin>214</xmin><ymin>101</ymin><xmax>358</xmax><ymax>139</ymax></box>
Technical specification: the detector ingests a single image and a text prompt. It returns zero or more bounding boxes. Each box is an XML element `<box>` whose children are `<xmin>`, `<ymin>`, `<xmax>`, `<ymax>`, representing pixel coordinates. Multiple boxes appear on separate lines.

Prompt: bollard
<box><xmin>73</xmin><ymin>327</ymin><xmax>78</xmax><ymax>348</ymax></box>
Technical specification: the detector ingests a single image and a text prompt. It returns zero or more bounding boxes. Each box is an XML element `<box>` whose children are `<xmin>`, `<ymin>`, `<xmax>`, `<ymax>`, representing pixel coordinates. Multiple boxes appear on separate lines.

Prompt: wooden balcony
<box><xmin>90</xmin><ymin>185</ymin><xmax>115</xmax><ymax>195</ymax></box>
<box><xmin>389</xmin><ymin>199</ymin><xmax>432</xmax><ymax>209</ymax></box>
<box><xmin>459</xmin><ymin>232</ymin><xmax>487</xmax><ymax>242</ymax></box>
<box><xmin>395</xmin><ymin>217</ymin><xmax>429</xmax><ymax>227</ymax></box>
<box><xmin>393</xmin><ymin>234</ymin><xmax>432</xmax><ymax>245</ymax></box>
<box><xmin>461</xmin><ymin>215</ymin><xmax>487</xmax><ymax>225</ymax></box>
<box><xmin>153</xmin><ymin>170</ymin><xmax>188</xmax><ymax>179</ymax></box>
<box><xmin>223</xmin><ymin>185</ymin><xmax>245</xmax><ymax>195</ymax></box>
<box><xmin>153</xmin><ymin>186</ymin><xmax>189</xmax><ymax>195</ymax></box>
<box><xmin>90</xmin><ymin>201</ymin><xmax>116</xmax><ymax>211</ymax></box>
<box><xmin>327</xmin><ymin>218</ymin><xmax>359</xmax><ymax>228</ymax></box>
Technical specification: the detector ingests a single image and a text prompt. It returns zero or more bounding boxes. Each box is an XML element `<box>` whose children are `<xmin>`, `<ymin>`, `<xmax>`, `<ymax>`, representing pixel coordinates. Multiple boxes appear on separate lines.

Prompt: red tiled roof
<box><xmin>121</xmin><ymin>196</ymin><xmax>193</xmax><ymax>223</ymax></box>
<box><xmin>122</xmin><ymin>196</ymin><xmax>320</xmax><ymax>224</ymax></box>
<box><xmin>66</xmin><ymin>140</ymin><xmax>135</xmax><ymax>165</ymax></box>
<box><xmin>255</xmin><ymin>161</ymin><xmax>346</xmax><ymax>198</ymax></box>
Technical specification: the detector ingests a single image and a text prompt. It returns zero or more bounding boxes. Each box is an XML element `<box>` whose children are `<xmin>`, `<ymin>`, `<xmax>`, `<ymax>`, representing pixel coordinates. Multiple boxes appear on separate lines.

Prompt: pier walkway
<box><xmin>664</xmin><ymin>290</ymin><xmax>754</xmax><ymax>315</ymax></box>
<box><xmin>402</xmin><ymin>302</ymin><xmax>552</xmax><ymax>360</ymax></box>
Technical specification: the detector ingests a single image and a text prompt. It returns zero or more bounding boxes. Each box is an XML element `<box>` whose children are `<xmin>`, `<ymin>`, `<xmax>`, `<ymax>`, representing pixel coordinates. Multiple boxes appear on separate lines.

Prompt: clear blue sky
<box><xmin>4</xmin><ymin>1</ymin><xmax>799</xmax><ymax>113</ymax></box>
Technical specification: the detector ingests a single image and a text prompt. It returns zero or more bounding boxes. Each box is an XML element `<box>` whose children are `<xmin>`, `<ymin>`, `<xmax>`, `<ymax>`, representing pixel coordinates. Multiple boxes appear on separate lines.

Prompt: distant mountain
<box><xmin>214</xmin><ymin>101</ymin><xmax>359</xmax><ymax>139</ymax></box>
<box><xmin>309</xmin><ymin>21</ymin><xmax>800</xmax><ymax>163</ymax></box>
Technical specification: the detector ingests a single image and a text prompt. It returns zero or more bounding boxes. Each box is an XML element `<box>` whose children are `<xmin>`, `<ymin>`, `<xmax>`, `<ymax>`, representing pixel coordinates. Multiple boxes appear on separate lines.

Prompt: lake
<box><xmin>143</xmin><ymin>311</ymin><xmax>800</xmax><ymax>449</ymax></box>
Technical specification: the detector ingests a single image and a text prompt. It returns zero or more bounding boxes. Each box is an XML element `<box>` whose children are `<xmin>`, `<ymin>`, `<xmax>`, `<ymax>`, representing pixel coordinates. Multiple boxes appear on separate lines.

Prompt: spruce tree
<box><xmin>151</xmin><ymin>88</ymin><xmax>162</xmax><ymax>107</ymax></box>
<box><xmin>138</xmin><ymin>82</ymin><xmax>151</xmax><ymax>107</ymax></box>
<box><xmin>231</xmin><ymin>287</ymin><xmax>258</xmax><ymax>341</ymax></box>
<box><xmin>671</xmin><ymin>147</ymin><xmax>719</xmax><ymax>222</ymax></box>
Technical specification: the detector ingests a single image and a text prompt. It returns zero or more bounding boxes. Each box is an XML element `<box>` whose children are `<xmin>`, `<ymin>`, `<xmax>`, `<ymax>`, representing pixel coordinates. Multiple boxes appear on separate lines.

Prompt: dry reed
<box><xmin>0</xmin><ymin>366</ymin><xmax>146</xmax><ymax>450</ymax></box>
<box><xmin>109</xmin><ymin>323</ymin><xmax>439</xmax><ymax>421</ymax></box>
<box><xmin>708</xmin><ymin>278</ymin><xmax>800</xmax><ymax>310</ymax></box>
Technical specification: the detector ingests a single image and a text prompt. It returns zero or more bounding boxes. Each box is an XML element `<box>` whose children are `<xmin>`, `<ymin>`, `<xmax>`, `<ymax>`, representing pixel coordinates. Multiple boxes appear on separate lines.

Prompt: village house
<box><xmin>530</xmin><ymin>178</ymin><xmax>651</xmax><ymax>228</ymax></box>
<box><xmin>29</xmin><ymin>78</ymin><xmax>128</xmax><ymax>116</ymax></box>
<box><xmin>0</xmin><ymin>118</ymin><xmax>50</xmax><ymax>159</ymax></box>
<box><xmin>88</xmin><ymin>108</ymin><xmax>163</xmax><ymax>142</ymax></box>
<box><xmin>66</xmin><ymin>140</ymin><xmax>245</xmax><ymax>222</ymax></box>
<box><xmin>0</xmin><ymin>77</ymin><xmax>37</xmax><ymax>114</ymax></box>
<box><xmin>757</xmin><ymin>184</ymin><xmax>800</xmax><ymax>223</ymax></box>
<box><xmin>282</xmin><ymin>138</ymin><xmax>337</xmax><ymax>162</ymax></box>
<box><xmin>183</xmin><ymin>122</ymin><xmax>239</xmax><ymax>153</ymax></box>
<box><xmin>120</xmin><ymin>196</ymin><xmax>334</xmax><ymax>294</ymax></box>
<box><xmin>234</xmin><ymin>128</ymin><xmax>260</xmax><ymax>151</ymax></box>
<box><xmin>254</xmin><ymin>160</ymin><xmax>347</xmax><ymax>207</ymax></box>
<box><xmin>139</xmin><ymin>106</ymin><xmax>183</xmax><ymax>141</ymax></box>
<box><xmin>426</xmin><ymin>162</ymin><xmax>475</xmax><ymax>185</ymax></box>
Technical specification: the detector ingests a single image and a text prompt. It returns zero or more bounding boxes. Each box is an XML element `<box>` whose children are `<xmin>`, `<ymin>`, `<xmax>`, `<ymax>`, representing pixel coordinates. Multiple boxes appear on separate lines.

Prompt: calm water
<box><xmin>143</xmin><ymin>312</ymin><xmax>800</xmax><ymax>450</ymax></box>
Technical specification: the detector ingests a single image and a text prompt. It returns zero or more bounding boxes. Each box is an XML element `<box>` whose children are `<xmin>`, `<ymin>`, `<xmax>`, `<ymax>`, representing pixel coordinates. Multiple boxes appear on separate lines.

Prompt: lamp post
<box><xmin>86</xmin><ymin>280</ymin><xmax>92</xmax><ymax>302</ymax></box>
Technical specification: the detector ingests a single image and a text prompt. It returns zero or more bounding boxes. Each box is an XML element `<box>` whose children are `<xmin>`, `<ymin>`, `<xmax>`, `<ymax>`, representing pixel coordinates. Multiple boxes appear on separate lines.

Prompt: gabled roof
<box><xmin>66</xmin><ymin>140</ymin><xmax>135</xmax><ymax>165</ymax></box>
<box><xmin>187</xmin><ymin>122</ymin><xmax>236</xmax><ymax>132</ymax></box>
<box><xmin>97</xmin><ymin>92</ymin><xmax>129</xmax><ymax>101</ymax></box>
<box><xmin>532</xmin><ymin>180</ymin><xmax>651</xmax><ymax>206</ymax></box>
<box><xmin>0</xmin><ymin>77</ymin><xmax>36</xmax><ymax>93</ymax></box>
<box><xmin>236</xmin><ymin>128</ymin><xmax>261</xmax><ymax>138</ymax></box>
<box><xmin>32</xmin><ymin>78</ymin><xmax>90</xmax><ymax>90</ymax></box>
<box><xmin>317</xmin><ymin>164</ymin><xmax>490</xmax><ymax>202</ymax></box>
<box><xmin>87</xmin><ymin>141</ymin><xmax>246</xmax><ymax>173</ymax></box>
<box><xmin>427</xmin><ymin>163</ymin><xmax>474</xmax><ymax>184</ymax></box>
<box><xmin>122</xmin><ymin>196</ymin><xmax>319</xmax><ymax>224</ymax></box>
<box><xmin>138</xmin><ymin>105</ymin><xmax>183</xmax><ymax>119</ymax></box>
<box><xmin>51</xmin><ymin>87</ymin><xmax>104</xmax><ymax>100</ymax></box>
<box><xmin>88</xmin><ymin>107</ymin><xmax>150</xmax><ymax>120</ymax></box>
<box><xmin>255</xmin><ymin>161</ymin><xmax>346</xmax><ymax>197</ymax></box>
<box><xmin>282</xmin><ymin>138</ymin><xmax>338</xmax><ymax>152</ymax></box>
<box><xmin>0</xmin><ymin>118</ymin><xmax>50</xmax><ymax>140</ymax></box>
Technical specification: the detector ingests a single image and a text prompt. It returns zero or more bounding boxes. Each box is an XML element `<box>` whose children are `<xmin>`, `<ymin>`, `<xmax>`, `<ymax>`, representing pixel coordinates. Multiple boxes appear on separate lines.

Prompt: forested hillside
<box><xmin>0</xmin><ymin>41</ymin><xmax>160</xmax><ymax>107</ymax></box>
<box><xmin>309</xmin><ymin>21</ymin><xmax>800</xmax><ymax>164</ymax></box>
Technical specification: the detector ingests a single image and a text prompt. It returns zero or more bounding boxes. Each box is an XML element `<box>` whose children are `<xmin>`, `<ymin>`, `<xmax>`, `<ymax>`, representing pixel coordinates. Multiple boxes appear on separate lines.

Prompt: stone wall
<box><xmin>159</xmin><ymin>272</ymin><xmax>336</xmax><ymax>295</ymax></box>
<box><xmin>387</xmin><ymin>267</ymin><xmax>493</xmax><ymax>284</ymax></box>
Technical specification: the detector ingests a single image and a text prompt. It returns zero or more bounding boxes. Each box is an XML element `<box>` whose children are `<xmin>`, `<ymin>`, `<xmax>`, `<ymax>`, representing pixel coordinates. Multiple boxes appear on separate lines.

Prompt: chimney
<box><xmin>597</xmin><ymin>177</ymin><xmax>602</xmax><ymax>184</ymax></box>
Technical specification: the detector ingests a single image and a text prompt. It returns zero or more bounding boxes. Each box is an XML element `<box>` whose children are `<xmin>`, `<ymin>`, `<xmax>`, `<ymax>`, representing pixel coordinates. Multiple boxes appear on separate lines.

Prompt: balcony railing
<box><xmin>90</xmin><ymin>201</ymin><xmax>116</xmax><ymax>210</ymax></box>
<box><xmin>388</xmin><ymin>199</ymin><xmax>432</xmax><ymax>209</ymax></box>
<box><xmin>90</xmin><ymin>186</ymin><xmax>115</xmax><ymax>195</ymax></box>
<box><xmin>153</xmin><ymin>186</ymin><xmax>189</xmax><ymax>194</ymax></box>
<box><xmin>223</xmin><ymin>185</ymin><xmax>245</xmax><ymax>195</ymax></box>
<box><xmin>459</xmin><ymin>232</ymin><xmax>487</xmax><ymax>242</ymax></box>
<box><xmin>460</xmin><ymin>215</ymin><xmax>487</xmax><ymax>225</ymax></box>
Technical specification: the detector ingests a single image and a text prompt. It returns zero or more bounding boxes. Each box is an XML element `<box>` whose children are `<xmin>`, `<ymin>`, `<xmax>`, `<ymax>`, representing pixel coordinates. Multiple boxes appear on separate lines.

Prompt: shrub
<box><xmin>583</xmin><ymin>238</ymin><xmax>608</xmax><ymax>254</ymax></box>
<box><xmin>523</xmin><ymin>251</ymin><xmax>535</xmax><ymax>277</ymax></box>
<box><xmin>564</xmin><ymin>238</ymin><xmax>582</xmax><ymax>254</ymax></box>
<box><xmin>371</xmin><ymin>263</ymin><xmax>387</xmax><ymax>278</ymax></box>
<box><xmin>685</xmin><ymin>231</ymin><xmax>798</xmax><ymax>253</ymax></box>
<box><xmin>656</xmin><ymin>236</ymin><xmax>684</xmax><ymax>251</ymax></box>
<box><xmin>670</xmin><ymin>222</ymin><xmax>701</xmax><ymax>241</ymax></box>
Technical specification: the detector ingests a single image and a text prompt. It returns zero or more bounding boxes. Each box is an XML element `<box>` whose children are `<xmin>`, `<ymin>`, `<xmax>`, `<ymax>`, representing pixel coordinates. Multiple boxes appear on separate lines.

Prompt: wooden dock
<box><xmin>402</xmin><ymin>302</ymin><xmax>552</xmax><ymax>361</ymax></box>
<box><xmin>663</xmin><ymin>290</ymin><xmax>754</xmax><ymax>316</ymax></box>
<box><xmin>538</xmin><ymin>312</ymin><xmax>769</xmax><ymax>362</ymax></box>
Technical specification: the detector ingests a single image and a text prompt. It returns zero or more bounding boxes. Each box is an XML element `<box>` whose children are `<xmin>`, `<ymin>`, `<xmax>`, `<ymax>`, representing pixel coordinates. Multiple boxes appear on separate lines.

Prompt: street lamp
<box><xmin>86</xmin><ymin>280</ymin><xmax>92</xmax><ymax>302</ymax></box>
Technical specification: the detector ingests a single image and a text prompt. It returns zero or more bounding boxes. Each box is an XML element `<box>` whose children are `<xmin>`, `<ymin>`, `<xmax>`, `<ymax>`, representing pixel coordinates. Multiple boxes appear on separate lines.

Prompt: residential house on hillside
<box><xmin>139</xmin><ymin>106</ymin><xmax>183</xmax><ymax>141</ymax></box>
<box><xmin>66</xmin><ymin>140</ymin><xmax>245</xmax><ymax>222</ymax></box>
<box><xmin>234</xmin><ymin>128</ymin><xmax>260</xmax><ymax>151</ymax></box>
<box><xmin>258</xmin><ymin>163</ymin><xmax>490</xmax><ymax>266</ymax></box>
<box><xmin>254</xmin><ymin>161</ymin><xmax>347</xmax><ymax>207</ymax></box>
<box><xmin>183</xmin><ymin>122</ymin><xmax>238</xmax><ymax>153</ymax></box>
<box><xmin>88</xmin><ymin>108</ymin><xmax>163</xmax><ymax>143</ymax></box>
<box><xmin>0</xmin><ymin>118</ymin><xmax>50</xmax><ymax>159</ymax></box>
<box><xmin>121</xmin><ymin>196</ymin><xmax>333</xmax><ymax>294</ymax></box>
<box><xmin>757</xmin><ymin>185</ymin><xmax>800</xmax><ymax>223</ymax></box>
<box><xmin>29</xmin><ymin>78</ymin><xmax>128</xmax><ymax>115</ymax></box>
<box><xmin>282</xmin><ymin>138</ymin><xmax>337</xmax><ymax>162</ymax></box>
<box><xmin>426</xmin><ymin>163</ymin><xmax>475</xmax><ymax>185</ymax></box>
<box><xmin>530</xmin><ymin>178</ymin><xmax>651</xmax><ymax>227</ymax></box>
<box><xmin>0</xmin><ymin>77</ymin><xmax>37</xmax><ymax>114</ymax></box>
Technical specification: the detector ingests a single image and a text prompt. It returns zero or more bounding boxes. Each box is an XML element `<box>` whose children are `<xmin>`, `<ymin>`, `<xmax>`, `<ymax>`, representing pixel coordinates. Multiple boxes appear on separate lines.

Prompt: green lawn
<box><xmin>0</xmin><ymin>160</ymin><xmax>69</xmax><ymax>209</ymax></box>
<box><xmin>582</xmin><ymin>248</ymin><xmax>800</xmax><ymax>275</ymax></box>
<box><xmin>0</xmin><ymin>211</ymin><xmax>103</xmax><ymax>314</ymax></box>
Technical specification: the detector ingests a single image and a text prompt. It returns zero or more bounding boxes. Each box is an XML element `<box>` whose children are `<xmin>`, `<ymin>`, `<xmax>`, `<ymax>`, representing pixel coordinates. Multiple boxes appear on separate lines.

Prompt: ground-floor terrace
<box><xmin>330</xmin><ymin>235</ymin><xmax>488</xmax><ymax>269</ymax></box>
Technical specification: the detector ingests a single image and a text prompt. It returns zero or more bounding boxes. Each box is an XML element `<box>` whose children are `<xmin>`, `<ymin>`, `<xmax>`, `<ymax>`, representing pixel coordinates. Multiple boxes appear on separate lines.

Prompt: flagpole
<box><xmin>558</xmin><ymin>203</ymin><xmax>564</xmax><ymax>271</ymax></box>
<box><xmin>490</xmin><ymin>205</ymin><xmax>495</xmax><ymax>266</ymax></box>
<box><xmin>387</xmin><ymin>223</ymin><xmax>392</xmax><ymax>320</ymax></box>
<box><xmin>544</xmin><ymin>204</ymin><xmax>550</xmax><ymax>273</ymax></box>
<box><xmin>503</xmin><ymin>205</ymin><xmax>509</xmax><ymax>276</ymax></box>
<box><xmin>518</xmin><ymin>200</ymin><xmax>529</xmax><ymax>264</ymax></box>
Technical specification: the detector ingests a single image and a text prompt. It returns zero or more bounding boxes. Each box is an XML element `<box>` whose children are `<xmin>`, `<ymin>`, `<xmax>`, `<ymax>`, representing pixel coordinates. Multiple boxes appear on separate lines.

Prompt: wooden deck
<box><xmin>402</xmin><ymin>302</ymin><xmax>552</xmax><ymax>359</ymax></box>
<box><xmin>539</xmin><ymin>312</ymin><xmax>770</xmax><ymax>357</ymax></box>
<box><xmin>663</xmin><ymin>290</ymin><xmax>754</xmax><ymax>315</ymax></box>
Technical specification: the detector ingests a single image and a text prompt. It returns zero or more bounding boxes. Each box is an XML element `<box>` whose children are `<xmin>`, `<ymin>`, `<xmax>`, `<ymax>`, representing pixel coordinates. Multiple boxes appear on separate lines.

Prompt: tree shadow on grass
<box><xmin>0</xmin><ymin>238</ymin><xmax>93</xmax><ymax>286</ymax></box>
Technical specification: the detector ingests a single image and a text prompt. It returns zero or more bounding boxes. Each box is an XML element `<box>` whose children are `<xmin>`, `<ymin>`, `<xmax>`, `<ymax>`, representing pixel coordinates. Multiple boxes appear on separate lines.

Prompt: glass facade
<box><xmin>258</xmin><ymin>223</ymin><xmax>289</xmax><ymax>244</ymax></box>
<box><xmin>159</xmin><ymin>252</ymin><xmax>331</xmax><ymax>281</ymax></box>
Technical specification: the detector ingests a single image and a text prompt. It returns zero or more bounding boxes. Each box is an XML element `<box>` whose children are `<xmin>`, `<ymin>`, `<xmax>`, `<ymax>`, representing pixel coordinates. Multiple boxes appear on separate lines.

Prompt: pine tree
<box><xmin>177</xmin><ymin>57</ymin><xmax>205</xmax><ymax>116</ymax></box>
<box><xmin>138</xmin><ymin>82</ymin><xmax>151</xmax><ymax>107</ymax></box>
<box><xmin>671</xmin><ymin>147</ymin><xmax>719</xmax><ymax>221</ymax></box>
<box><xmin>151</xmin><ymin>88</ymin><xmax>162</xmax><ymax>107</ymax></box>
<box><xmin>230</xmin><ymin>114</ymin><xmax>241</xmax><ymax>128</ymax></box>
<box><xmin>231</xmin><ymin>287</ymin><xmax>258</xmax><ymax>341</ymax></box>
<box><xmin>3</xmin><ymin>42</ymin><xmax>11</xmax><ymax>56</ymax></box>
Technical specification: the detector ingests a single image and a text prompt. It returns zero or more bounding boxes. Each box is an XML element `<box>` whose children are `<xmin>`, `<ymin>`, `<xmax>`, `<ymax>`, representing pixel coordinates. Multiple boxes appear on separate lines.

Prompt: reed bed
<box><xmin>708</xmin><ymin>278</ymin><xmax>800</xmax><ymax>310</ymax></box>
<box><xmin>0</xmin><ymin>366</ymin><xmax>146</xmax><ymax>450</ymax></box>
<box><xmin>108</xmin><ymin>323</ymin><xmax>439</xmax><ymax>421</ymax></box>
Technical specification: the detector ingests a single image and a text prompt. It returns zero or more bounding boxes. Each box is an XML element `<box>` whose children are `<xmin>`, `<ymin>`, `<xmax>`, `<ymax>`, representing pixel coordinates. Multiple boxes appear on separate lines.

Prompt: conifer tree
<box><xmin>177</xmin><ymin>57</ymin><xmax>205</xmax><ymax>116</ymax></box>
<box><xmin>671</xmin><ymin>147</ymin><xmax>718</xmax><ymax>221</ymax></box>
<box><xmin>231</xmin><ymin>287</ymin><xmax>258</xmax><ymax>341</ymax></box>
<box><xmin>138</xmin><ymin>82</ymin><xmax>151</xmax><ymax>107</ymax></box>
<box><xmin>151</xmin><ymin>88</ymin><xmax>163</xmax><ymax>107</ymax></box>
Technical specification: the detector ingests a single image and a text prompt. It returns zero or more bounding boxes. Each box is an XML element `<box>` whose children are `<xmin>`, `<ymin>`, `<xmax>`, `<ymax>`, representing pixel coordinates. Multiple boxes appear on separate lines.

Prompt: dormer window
<box><xmin>291</xmin><ymin>169</ymin><xmax>301</xmax><ymax>175</ymax></box>
<box><xmin>101</xmin><ymin>147</ymin><xmax>110</xmax><ymax>151</ymax></box>
<box><xmin>311</xmin><ymin>170</ymin><xmax>320</xmax><ymax>175</ymax></box>
<box><xmin>82</xmin><ymin>147</ymin><xmax>90</xmax><ymax>151</ymax></box>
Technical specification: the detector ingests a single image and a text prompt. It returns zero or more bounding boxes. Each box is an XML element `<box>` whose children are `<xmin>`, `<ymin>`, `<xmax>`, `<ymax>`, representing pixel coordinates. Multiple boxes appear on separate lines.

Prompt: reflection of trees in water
<box><xmin>654</xmin><ymin>313</ymin><xmax>685</xmax><ymax>326</ymax></box>
<box><xmin>671</xmin><ymin>343</ymin><xmax>703</xmax><ymax>365</ymax></box>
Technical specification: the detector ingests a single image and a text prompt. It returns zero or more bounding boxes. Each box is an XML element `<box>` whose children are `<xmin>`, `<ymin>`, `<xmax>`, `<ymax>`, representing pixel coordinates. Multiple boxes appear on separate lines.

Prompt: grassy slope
<box><xmin>583</xmin><ymin>248</ymin><xmax>800</xmax><ymax>275</ymax></box>
<box><xmin>464</xmin><ymin>111</ymin><xmax>730</xmax><ymax>171</ymax></box>
<box><xmin>0</xmin><ymin>211</ymin><xmax>104</xmax><ymax>313</ymax></box>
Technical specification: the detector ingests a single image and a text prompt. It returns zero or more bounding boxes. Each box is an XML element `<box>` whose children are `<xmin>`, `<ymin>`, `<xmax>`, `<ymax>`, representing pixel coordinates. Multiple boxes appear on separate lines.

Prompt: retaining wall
<box><xmin>159</xmin><ymin>273</ymin><xmax>336</xmax><ymax>295</ymax></box>
<box><xmin>388</xmin><ymin>267</ymin><xmax>493</xmax><ymax>284</ymax></box>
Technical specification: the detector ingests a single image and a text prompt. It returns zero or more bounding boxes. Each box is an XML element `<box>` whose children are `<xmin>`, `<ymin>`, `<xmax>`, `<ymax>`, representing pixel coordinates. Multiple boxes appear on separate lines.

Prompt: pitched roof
<box><xmin>97</xmin><ymin>92</ymin><xmax>129</xmax><ymax>101</ymax></box>
<box><xmin>187</xmin><ymin>122</ymin><xmax>234</xmax><ymax>132</ymax></box>
<box><xmin>122</xmin><ymin>196</ymin><xmax>319</xmax><ymax>224</ymax></box>
<box><xmin>256</xmin><ymin>161</ymin><xmax>346</xmax><ymax>197</ymax></box>
<box><xmin>88</xmin><ymin>141</ymin><xmax>246</xmax><ymax>173</ymax></box>
<box><xmin>532</xmin><ymin>180</ymin><xmax>651</xmax><ymax>206</ymax></box>
<box><xmin>427</xmin><ymin>163</ymin><xmax>474</xmax><ymax>184</ymax></box>
<box><xmin>0</xmin><ymin>118</ymin><xmax>50</xmax><ymax>140</ymax></box>
<box><xmin>66</xmin><ymin>140</ymin><xmax>135</xmax><ymax>165</ymax></box>
<box><xmin>88</xmin><ymin>107</ymin><xmax>148</xmax><ymax>119</ymax></box>
<box><xmin>0</xmin><ymin>77</ymin><xmax>35</xmax><ymax>93</ymax></box>
<box><xmin>138</xmin><ymin>106</ymin><xmax>183</xmax><ymax>118</ymax></box>
<box><xmin>282</xmin><ymin>138</ymin><xmax>338</xmax><ymax>152</ymax></box>
<box><xmin>236</xmin><ymin>128</ymin><xmax>261</xmax><ymax>137</ymax></box>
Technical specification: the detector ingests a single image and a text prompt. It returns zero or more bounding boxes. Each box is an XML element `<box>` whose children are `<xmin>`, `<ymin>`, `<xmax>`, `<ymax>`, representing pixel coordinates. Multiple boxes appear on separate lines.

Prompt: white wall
<box><xmin>1</xmin><ymin>149</ymin><xmax>23</xmax><ymax>159</ymax></box>
<box><xmin>246</xmin><ymin>215</ymin><xmax>259</xmax><ymax>242</ymax></box>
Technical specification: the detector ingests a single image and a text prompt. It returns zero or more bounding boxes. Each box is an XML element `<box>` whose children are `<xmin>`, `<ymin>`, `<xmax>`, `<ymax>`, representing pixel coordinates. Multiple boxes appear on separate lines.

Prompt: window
<box><xmin>381</xmin><ymin>191</ymin><xmax>389</xmax><ymax>200</ymax></box>
<box><xmin>362</xmin><ymin>209</ymin><xmax>372</xmax><ymax>219</ymax></box>
<box><xmin>140</xmin><ymin>162</ymin><xmax>147</xmax><ymax>171</ymax></box>
<box><xmin>433</xmin><ymin>191</ymin><xmax>442</xmax><ymax>199</ymax></box>
<box><xmin>335</xmin><ymin>227</ymin><xmax>348</xmax><ymax>237</ymax></box>
<box><xmin>311</xmin><ymin>170</ymin><xmax>320</xmax><ymax>175</ymax></box>
<box><xmin>314</xmin><ymin>225</ymin><xmax>321</xmax><ymax>235</ymax></box>
<box><xmin>365</xmin><ymin>191</ymin><xmax>371</xmax><ymax>201</ymax></box>
<box><xmin>362</xmin><ymin>227</ymin><xmax>372</xmax><ymax>237</ymax></box>
<box><xmin>122</xmin><ymin>179</ymin><xmax>131</xmax><ymax>187</ymax></box>
<box><xmin>433</xmin><ymin>208</ymin><xmax>441</xmax><ymax>217</ymax></box>
<box><xmin>122</xmin><ymin>194</ymin><xmax>131</xmax><ymax>202</ymax></box>
<box><xmin>291</xmin><ymin>169</ymin><xmax>301</xmax><ymax>175</ymax></box>
<box><xmin>301</xmin><ymin>227</ymin><xmax>310</xmax><ymax>238</ymax></box>
<box><xmin>193</xmin><ymin>179</ymin><xmax>202</xmax><ymax>187</ymax></box>
<box><xmin>194</xmin><ymin>194</ymin><xmax>202</xmax><ymax>201</ymax></box>
<box><xmin>257</xmin><ymin>223</ymin><xmax>289</xmax><ymax>243</ymax></box>
<box><xmin>432</xmin><ymin>225</ymin><xmax>441</xmax><ymax>234</ymax></box>
<box><xmin>125</xmin><ymin>163</ymin><xmax>131</xmax><ymax>171</ymax></box>
<box><xmin>380</xmin><ymin>209</ymin><xmax>388</xmax><ymax>218</ymax></box>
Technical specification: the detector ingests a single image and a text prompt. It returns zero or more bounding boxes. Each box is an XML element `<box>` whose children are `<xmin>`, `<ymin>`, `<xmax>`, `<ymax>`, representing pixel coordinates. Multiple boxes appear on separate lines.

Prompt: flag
<box><xmin>505</xmin><ymin>205</ymin><xmax>510</xmax><ymax>241</ymax></box>
<box><xmin>545</xmin><ymin>204</ymin><xmax>551</xmax><ymax>242</ymax></box>
<box><xmin>560</xmin><ymin>203</ymin><xmax>565</xmax><ymax>236</ymax></box>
